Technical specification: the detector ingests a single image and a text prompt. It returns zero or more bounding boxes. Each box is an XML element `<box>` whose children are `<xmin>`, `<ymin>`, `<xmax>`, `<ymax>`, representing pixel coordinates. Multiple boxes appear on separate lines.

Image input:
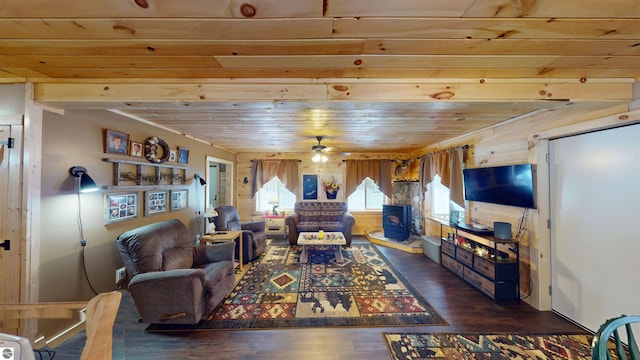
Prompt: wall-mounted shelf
<box><xmin>103</xmin><ymin>158</ymin><xmax>190</xmax><ymax>190</ymax></box>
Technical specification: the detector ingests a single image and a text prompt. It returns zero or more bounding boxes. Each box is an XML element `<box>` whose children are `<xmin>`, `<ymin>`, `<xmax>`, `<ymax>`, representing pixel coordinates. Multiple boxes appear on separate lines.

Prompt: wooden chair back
<box><xmin>592</xmin><ymin>315</ymin><xmax>640</xmax><ymax>360</ymax></box>
<box><xmin>80</xmin><ymin>291</ymin><xmax>122</xmax><ymax>360</ymax></box>
<box><xmin>1</xmin><ymin>291</ymin><xmax>122</xmax><ymax>358</ymax></box>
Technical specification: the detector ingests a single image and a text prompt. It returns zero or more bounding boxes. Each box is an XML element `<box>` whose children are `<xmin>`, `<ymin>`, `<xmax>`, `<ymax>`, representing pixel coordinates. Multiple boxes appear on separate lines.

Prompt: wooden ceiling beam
<box><xmin>0</xmin><ymin>39</ymin><xmax>367</xmax><ymax>56</ymax></box>
<box><xmin>2</xmin><ymin>18</ymin><xmax>639</xmax><ymax>40</ymax></box>
<box><xmin>2</xmin><ymin>0</ymin><xmax>639</xmax><ymax>18</ymax></box>
<box><xmin>0</xmin><ymin>0</ymin><xmax>323</xmax><ymax>18</ymax></box>
<box><xmin>34</xmin><ymin>81</ymin><xmax>633</xmax><ymax>104</ymax></box>
<box><xmin>213</xmin><ymin>54</ymin><xmax>640</xmax><ymax>70</ymax></box>
<box><xmin>0</xmin><ymin>18</ymin><xmax>334</xmax><ymax>40</ymax></box>
<box><xmin>462</xmin><ymin>0</ymin><xmax>640</xmax><ymax>18</ymax></box>
<box><xmin>7</xmin><ymin>67</ymin><xmax>638</xmax><ymax>80</ymax></box>
<box><xmin>333</xmin><ymin>18</ymin><xmax>640</xmax><ymax>40</ymax></box>
<box><xmin>344</xmin><ymin>68</ymin><xmax>640</xmax><ymax>80</ymax></box>
<box><xmin>1</xmin><ymin>38</ymin><xmax>639</xmax><ymax>57</ymax></box>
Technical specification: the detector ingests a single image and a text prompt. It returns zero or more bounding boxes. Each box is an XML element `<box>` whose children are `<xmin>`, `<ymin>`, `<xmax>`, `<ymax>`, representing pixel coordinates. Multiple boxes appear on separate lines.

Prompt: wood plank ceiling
<box><xmin>1</xmin><ymin>0</ymin><xmax>639</xmax><ymax>154</ymax></box>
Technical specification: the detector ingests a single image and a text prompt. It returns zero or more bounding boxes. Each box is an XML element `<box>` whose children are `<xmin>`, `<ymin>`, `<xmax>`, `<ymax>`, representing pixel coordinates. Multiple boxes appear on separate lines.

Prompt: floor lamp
<box><xmin>204</xmin><ymin>208</ymin><xmax>218</xmax><ymax>234</ymax></box>
<box><xmin>194</xmin><ymin>174</ymin><xmax>206</xmax><ymax>237</ymax></box>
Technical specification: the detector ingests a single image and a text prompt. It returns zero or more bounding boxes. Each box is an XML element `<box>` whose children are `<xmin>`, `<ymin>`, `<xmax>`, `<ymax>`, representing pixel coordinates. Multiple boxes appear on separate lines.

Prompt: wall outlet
<box><xmin>116</xmin><ymin>267</ymin><xmax>126</xmax><ymax>284</ymax></box>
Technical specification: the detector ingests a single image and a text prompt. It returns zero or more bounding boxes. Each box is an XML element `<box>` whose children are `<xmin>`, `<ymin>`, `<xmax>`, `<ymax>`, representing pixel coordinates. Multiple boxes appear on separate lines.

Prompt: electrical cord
<box><xmin>76</xmin><ymin>187</ymin><xmax>99</xmax><ymax>295</ymax></box>
<box><xmin>195</xmin><ymin>182</ymin><xmax>202</xmax><ymax>237</ymax></box>
<box><xmin>515</xmin><ymin>208</ymin><xmax>533</xmax><ymax>299</ymax></box>
<box><xmin>515</xmin><ymin>208</ymin><xmax>528</xmax><ymax>241</ymax></box>
<box><xmin>34</xmin><ymin>348</ymin><xmax>56</xmax><ymax>359</ymax></box>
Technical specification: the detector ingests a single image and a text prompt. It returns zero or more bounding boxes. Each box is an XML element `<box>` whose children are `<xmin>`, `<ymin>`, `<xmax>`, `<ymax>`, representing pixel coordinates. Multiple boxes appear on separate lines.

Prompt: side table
<box><xmin>261</xmin><ymin>214</ymin><xmax>287</xmax><ymax>239</ymax></box>
<box><xmin>200</xmin><ymin>230</ymin><xmax>244</xmax><ymax>272</ymax></box>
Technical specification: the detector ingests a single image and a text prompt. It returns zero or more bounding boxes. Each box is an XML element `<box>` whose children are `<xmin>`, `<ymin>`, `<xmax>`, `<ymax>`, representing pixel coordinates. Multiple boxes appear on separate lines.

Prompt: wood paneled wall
<box><xmin>236</xmin><ymin>151</ymin><xmax>401</xmax><ymax>234</ymax></box>
<box><xmin>233</xmin><ymin>100</ymin><xmax>640</xmax><ymax>309</ymax></box>
<box><xmin>417</xmin><ymin>102</ymin><xmax>639</xmax><ymax>309</ymax></box>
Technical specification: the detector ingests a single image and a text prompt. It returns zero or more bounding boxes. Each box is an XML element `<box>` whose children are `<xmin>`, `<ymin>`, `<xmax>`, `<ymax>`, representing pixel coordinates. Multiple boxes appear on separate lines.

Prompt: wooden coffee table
<box><xmin>297</xmin><ymin>231</ymin><xmax>346</xmax><ymax>264</ymax></box>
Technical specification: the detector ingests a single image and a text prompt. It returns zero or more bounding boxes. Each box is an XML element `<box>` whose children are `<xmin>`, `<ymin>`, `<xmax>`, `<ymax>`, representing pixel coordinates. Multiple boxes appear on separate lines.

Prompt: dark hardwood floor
<box><xmin>50</xmin><ymin>236</ymin><xmax>586</xmax><ymax>360</ymax></box>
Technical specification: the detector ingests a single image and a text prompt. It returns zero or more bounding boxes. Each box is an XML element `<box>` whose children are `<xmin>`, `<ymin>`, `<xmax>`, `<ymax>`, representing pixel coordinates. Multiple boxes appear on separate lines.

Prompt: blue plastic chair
<box><xmin>592</xmin><ymin>315</ymin><xmax>640</xmax><ymax>360</ymax></box>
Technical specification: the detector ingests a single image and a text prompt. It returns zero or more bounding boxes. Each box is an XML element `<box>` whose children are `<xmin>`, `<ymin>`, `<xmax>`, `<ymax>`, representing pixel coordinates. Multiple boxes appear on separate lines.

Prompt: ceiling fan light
<box><xmin>312</xmin><ymin>153</ymin><xmax>328</xmax><ymax>163</ymax></box>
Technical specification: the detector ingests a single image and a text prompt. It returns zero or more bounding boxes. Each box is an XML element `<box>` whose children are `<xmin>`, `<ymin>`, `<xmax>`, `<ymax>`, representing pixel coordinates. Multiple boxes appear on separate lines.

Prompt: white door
<box><xmin>208</xmin><ymin>163</ymin><xmax>219</xmax><ymax>209</ymax></box>
<box><xmin>206</xmin><ymin>156</ymin><xmax>233</xmax><ymax>208</ymax></box>
<box><xmin>549</xmin><ymin>123</ymin><xmax>640</xmax><ymax>332</ymax></box>
<box><xmin>0</xmin><ymin>124</ymin><xmax>23</xmax><ymax>334</ymax></box>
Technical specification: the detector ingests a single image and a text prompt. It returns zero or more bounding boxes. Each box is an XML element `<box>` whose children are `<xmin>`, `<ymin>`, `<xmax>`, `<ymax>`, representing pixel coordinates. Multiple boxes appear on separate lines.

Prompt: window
<box><xmin>255</xmin><ymin>177</ymin><xmax>296</xmax><ymax>213</ymax></box>
<box><xmin>347</xmin><ymin>177</ymin><xmax>387</xmax><ymax>210</ymax></box>
<box><xmin>430</xmin><ymin>175</ymin><xmax>464</xmax><ymax>222</ymax></box>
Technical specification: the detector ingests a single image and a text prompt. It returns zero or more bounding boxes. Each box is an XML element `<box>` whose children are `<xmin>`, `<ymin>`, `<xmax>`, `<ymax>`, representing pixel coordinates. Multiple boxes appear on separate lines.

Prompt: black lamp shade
<box><xmin>195</xmin><ymin>174</ymin><xmax>206</xmax><ymax>186</ymax></box>
<box><xmin>70</xmin><ymin>166</ymin><xmax>99</xmax><ymax>193</ymax></box>
<box><xmin>79</xmin><ymin>173</ymin><xmax>98</xmax><ymax>192</ymax></box>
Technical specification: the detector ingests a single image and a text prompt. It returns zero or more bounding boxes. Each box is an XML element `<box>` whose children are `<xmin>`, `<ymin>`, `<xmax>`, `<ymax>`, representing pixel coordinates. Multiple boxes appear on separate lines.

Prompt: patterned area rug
<box><xmin>147</xmin><ymin>243</ymin><xmax>446</xmax><ymax>330</ymax></box>
<box><xmin>383</xmin><ymin>333</ymin><xmax>609</xmax><ymax>360</ymax></box>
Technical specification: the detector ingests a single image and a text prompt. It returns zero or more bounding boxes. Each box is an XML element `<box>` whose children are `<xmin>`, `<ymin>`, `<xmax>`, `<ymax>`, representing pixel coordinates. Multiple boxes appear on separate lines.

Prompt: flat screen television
<box><xmin>463</xmin><ymin>163</ymin><xmax>536</xmax><ymax>209</ymax></box>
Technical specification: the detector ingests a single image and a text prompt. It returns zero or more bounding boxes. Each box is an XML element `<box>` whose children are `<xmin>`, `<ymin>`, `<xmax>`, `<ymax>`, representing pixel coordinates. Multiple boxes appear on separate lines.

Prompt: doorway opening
<box><xmin>205</xmin><ymin>156</ymin><xmax>233</xmax><ymax>210</ymax></box>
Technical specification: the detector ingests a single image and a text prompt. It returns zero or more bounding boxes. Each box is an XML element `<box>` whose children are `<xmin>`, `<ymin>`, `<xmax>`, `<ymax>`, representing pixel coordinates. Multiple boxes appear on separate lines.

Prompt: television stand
<box><xmin>440</xmin><ymin>227</ymin><xmax>520</xmax><ymax>303</ymax></box>
<box><xmin>455</xmin><ymin>223</ymin><xmax>493</xmax><ymax>235</ymax></box>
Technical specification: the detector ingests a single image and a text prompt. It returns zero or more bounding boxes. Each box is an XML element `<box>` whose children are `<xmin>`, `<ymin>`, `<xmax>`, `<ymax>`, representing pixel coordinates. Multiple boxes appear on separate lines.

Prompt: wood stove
<box><xmin>382</xmin><ymin>204</ymin><xmax>411</xmax><ymax>241</ymax></box>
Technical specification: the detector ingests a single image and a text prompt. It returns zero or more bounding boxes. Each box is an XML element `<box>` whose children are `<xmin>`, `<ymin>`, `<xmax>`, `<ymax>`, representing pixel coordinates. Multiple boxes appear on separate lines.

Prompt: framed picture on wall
<box><xmin>177</xmin><ymin>147</ymin><xmax>189</xmax><ymax>164</ymax></box>
<box><xmin>129</xmin><ymin>140</ymin><xmax>143</xmax><ymax>157</ymax></box>
<box><xmin>144</xmin><ymin>190</ymin><xmax>168</xmax><ymax>216</ymax></box>
<box><xmin>302</xmin><ymin>174</ymin><xmax>318</xmax><ymax>200</ymax></box>
<box><xmin>104</xmin><ymin>129</ymin><xmax>129</xmax><ymax>155</ymax></box>
<box><xmin>321</xmin><ymin>175</ymin><xmax>343</xmax><ymax>201</ymax></box>
<box><xmin>171</xmin><ymin>189</ymin><xmax>188</xmax><ymax>211</ymax></box>
<box><xmin>105</xmin><ymin>192</ymin><xmax>138</xmax><ymax>224</ymax></box>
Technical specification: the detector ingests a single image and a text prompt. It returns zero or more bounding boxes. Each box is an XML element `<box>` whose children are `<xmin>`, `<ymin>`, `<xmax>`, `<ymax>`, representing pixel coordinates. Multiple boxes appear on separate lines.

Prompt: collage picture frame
<box><xmin>105</xmin><ymin>192</ymin><xmax>138</xmax><ymax>224</ymax></box>
<box><xmin>144</xmin><ymin>190</ymin><xmax>168</xmax><ymax>216</ymax></box>
<box><xmin>171</xmin><ymin>189</ymin><xmax>188</xmax><ymax>211</ymax></box>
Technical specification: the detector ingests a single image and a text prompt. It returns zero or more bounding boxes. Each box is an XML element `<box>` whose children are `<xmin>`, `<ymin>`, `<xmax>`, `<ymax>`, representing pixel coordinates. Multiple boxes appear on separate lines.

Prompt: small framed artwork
<box><xmin>177</xmin><ymin>147</ymin><xmax>189</xmax><ymax>164</ymax></box>
<box><xmin>302</xmin><ymin>174</ymin><xmax>318</xmax><ymax>200</ymax></box>
<box><xmin>105</xmin><ymin>192</ymin><xmax>138</xmax><ymax>224</ymax></box>
<box><xmin>171</xmin><ymin>189</ymin><xmax>188</xmax><ymax>211</ymax></box>
<box><xmin>104</xmin><ymin>129</ymin><xmax>129</xmax><ymax>155</ymax></box>
<box><xmin>144</xmin><ymin>190</ymin><xmax>168</xmax><ymax>216</ymax></box>
<box><xmin>321</xmin><ymin>175</ymin><xmax>343</xmax><ymax>201</ymax></box>
<box><xmin>169</xmin><ymin>149</ymin><xmax>177</xmax><ymax>162</ymax></box>
<box><xmin>129</xmin><ymin>140</ymin><xmax>143</xmax><ymax>157</ymax></box>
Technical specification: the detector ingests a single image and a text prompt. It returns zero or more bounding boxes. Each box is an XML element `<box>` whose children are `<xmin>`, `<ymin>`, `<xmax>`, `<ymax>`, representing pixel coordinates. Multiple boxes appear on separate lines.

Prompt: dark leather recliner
<box><xmin>213</xmin><ymin>205</ymin><xmax>267</xmax><ymax>264</ymax></box>
<box><xmin>116</xmin><ymin>219</ymin><xmax>236</xmax><ymax>324</ymax></box>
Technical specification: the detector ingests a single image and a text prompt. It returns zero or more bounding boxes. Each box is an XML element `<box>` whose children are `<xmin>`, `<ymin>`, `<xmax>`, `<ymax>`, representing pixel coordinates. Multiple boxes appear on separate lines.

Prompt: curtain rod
<box><xmin>417</xmin><ymin>144</ymin><xmax>469</xmax><ymax>159</ymax></box>
<box><xmin>342</xmin><ymin>159</ymin><xmax>397</xmax><ymax>162</ymax></box>
<box><xmin>250</xmin><ymin>159</ymin><xmax>301</xmax><ymax>162</ymax></box>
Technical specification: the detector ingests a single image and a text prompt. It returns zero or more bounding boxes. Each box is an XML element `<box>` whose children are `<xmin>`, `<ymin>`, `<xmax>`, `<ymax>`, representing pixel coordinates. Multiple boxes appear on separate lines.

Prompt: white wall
<box><xmin>550</xmin><ymin>123</ymin><xmax>640</xmax><ymax>331</ymax></box>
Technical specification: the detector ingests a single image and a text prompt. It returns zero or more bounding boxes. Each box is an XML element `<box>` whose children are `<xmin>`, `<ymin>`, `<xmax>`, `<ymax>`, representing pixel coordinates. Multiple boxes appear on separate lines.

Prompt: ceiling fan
<box><xmin>311</xmin><ymin>136</ymin><xmax>350</xmax><ymax>162</ymax></box>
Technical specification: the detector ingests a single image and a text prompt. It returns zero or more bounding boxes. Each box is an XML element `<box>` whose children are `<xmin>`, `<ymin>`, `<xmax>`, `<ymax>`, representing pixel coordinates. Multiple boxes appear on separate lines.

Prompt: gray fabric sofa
<box><xmin>213</xmin><ymin>205</ymin><xmax>267</xmax><ymax>264</ymax></box>
<box><xmin>285</xmin><ymin>201</ymin><xmax>355</xmax><ymax>246</ymax></box>
<box><xmin>116</xmin><ymin>219</ymin><xmax>235</xmax><ymax>324</ymax></box>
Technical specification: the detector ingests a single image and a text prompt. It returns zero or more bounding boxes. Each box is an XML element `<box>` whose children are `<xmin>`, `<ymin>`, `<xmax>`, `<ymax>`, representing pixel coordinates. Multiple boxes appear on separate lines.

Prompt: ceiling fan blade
<box><xmin>322</xmin><ymin>146</ymin><xmax>339</xmax><ymax>153</ymax></box>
